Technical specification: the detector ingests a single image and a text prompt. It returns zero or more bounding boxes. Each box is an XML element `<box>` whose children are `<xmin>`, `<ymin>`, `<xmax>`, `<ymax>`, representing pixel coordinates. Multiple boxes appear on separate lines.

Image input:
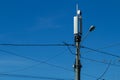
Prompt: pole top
<box><xmin>76</xmin><ymin>3</ymin><xmax>82</xmax><ymax>16</ymax></box>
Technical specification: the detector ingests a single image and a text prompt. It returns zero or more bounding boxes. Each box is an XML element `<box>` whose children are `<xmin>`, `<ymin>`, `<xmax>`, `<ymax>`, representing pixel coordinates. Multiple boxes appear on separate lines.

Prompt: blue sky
<box><xmin>0</xmin><ymin>0</ymin><xmax>120</xmax><ymax>80</ymax></box>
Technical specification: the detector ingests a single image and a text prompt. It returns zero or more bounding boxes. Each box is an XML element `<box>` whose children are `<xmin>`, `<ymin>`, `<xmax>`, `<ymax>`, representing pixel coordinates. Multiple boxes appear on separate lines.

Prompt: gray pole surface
<box><xmin>75</xmin><ymin>42</ymin><xmax>81</xmax><ymax>80</ymax></box>
<box><xmin>74</xmin><ymin>34</ymin><xmax>82</xmax><ymax>80</ymax></box>
<box><xmin>74</xmin><ymin>3</ymin><xmax>95</xmax><ymax>80</ymax></box>
<box><xmin>74</xmin><ymin>9</ymin><xmax>82</xmax><ymax>80</ymax></box>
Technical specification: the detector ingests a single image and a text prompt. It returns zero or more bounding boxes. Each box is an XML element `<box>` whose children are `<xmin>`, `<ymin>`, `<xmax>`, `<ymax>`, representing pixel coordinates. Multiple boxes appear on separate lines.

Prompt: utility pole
<box><xmin>73</xmin><ymin>4</ymin><xmax>82</xmax><ymax>80</ymax></box>
<box><xmin>73</xmin><ymin>2</ymin><xmax>95</xmax><ymax>80</ymax></box>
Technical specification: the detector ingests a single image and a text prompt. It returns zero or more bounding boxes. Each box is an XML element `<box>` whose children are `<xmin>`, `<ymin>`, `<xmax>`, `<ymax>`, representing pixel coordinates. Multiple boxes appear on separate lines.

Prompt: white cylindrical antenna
<box><xmin>74</xmin><ymin>4</ymin><xmax>81</xmax><ymax>34</ymax></box>
<box><xmin>74</xmin><ymin>16</ymin><xmax>79</xmax><ymax>34</ymax></box>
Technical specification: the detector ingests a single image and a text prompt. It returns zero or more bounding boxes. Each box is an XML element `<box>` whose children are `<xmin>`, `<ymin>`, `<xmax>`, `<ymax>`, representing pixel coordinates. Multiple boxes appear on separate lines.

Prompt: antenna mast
<box><xmin>73</xmin><ymin>2</ymin><xmax>82</xmax><ymax>80</ymax></box>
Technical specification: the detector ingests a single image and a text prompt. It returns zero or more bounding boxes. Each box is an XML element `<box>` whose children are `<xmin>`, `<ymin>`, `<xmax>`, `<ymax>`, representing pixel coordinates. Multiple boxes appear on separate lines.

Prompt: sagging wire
<box><xmin>0</xmin><ymin>49</ymin><xmax>73</xmax><ymax>72</ymax></box>
<box><xmin>81</xmin><ymin>46</ymin><xmax>120</xmax><ymax>58</ymax></box>
<box><xmin>96</xmin><ymin>60</ymin><xmax>112</xmax><ymax>80</ymax></box>
<box><xmin>0</xmin><ymin>73</ymin><xmax>73</xmax><ymax>80</ymax></box>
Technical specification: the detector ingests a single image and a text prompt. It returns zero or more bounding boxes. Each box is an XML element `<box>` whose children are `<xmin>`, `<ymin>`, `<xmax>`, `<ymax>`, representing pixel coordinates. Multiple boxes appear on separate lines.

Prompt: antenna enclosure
<box><xmin>74</xmin><ymin>16</ymin><xmax>79</xmax><ymax>34</ymax></box>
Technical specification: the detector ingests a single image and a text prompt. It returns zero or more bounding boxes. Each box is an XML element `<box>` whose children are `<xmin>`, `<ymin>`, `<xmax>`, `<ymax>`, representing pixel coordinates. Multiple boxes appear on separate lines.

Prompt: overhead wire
<box><xmin>65</xmin><ymin>44</ymin><xmax>120</xmax><ymax>79</ymax></box>
<box><xmin>81</xmin><ymin>46</ymin><xmax>120</xmax><ymax>58</ymax></box>
<box><xmin>0</xmin><ymin>73</ymin><xmax>73</xmax><ymax>80</ymax></box>
<box><xmin>96</xmin><ymin>60</ymin><xmax>112</xmax><ymax>80</ymax></box>
<box><xmin>64</xmin><ymin>42</ymin><xmax>120</xmax><ymax>67</ymax></box>
<box><xmin>96</xmin><ymin>43</ymin><xmax>120</xmax><ymax>50</ymax></box>
<box><xmin>81</xmin><ymin>57</ymin><xmax>120</xmax><ymax>67</ymax></box>
<box><xmin>0</xmin><ymin>49</ymin><xmax>73</xmax><ymax>72</ymax></box>
<box><xmin>0</xmin><ymin>44</ymin><xmax>100</xmax><ymax>79</ymax></box>
<box><xmin>81</xmin><ymin>42</ymin><xmax>120</xmax><ymax>57</ymax></box>
<box><xmin>65</xmin><ymin>44</ymin><xmax>105</xmax><ymax>79</ymax></box>
<box><xmin>2</xmin><ymin>49</ymin><xmax>68</xmax><ymax>73</ymax></box>
<box><xmin>63</xmin><ymin>42</ymin><xmax>76</xmax><ymax>55</ymax></box>
<box><xmin>0</xmin><ymin>43</ymin><xmax>120</xmax><ymax>79</ymax></box>
<box><xmin>0</xmin><ymin>44</ymin><xmax>114</xmax><ymax>79</ymax></box>
<box><xmin>0</xmin><ymin>43</ymin><xmax>74</xmax><ymax>47</ymax></box>
<box><xmin>82</xmin><ymin>73</ymin><xmax>98</xmax><ymax>79</ymax></box>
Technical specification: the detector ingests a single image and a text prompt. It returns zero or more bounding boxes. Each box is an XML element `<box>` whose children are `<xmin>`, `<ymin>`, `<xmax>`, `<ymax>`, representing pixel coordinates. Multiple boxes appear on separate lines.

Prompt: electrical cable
<box><xmin>66</xmin><ymin>46</ymin><xmax>76</xmax><ymax>55</ymax></box>
<box><xmin>82</xmin><ymin>73</ymin><xmax>98</xmax><ymax>79</ymax></box>
<box><xmin>1</xmin><ymin>38</ymin><xmax>119</xmax><ymax>47</ymax></box>
<box><xmin>81</xmin><ymin>57</ymin><xmax>120</xmax><ymax>67</ymax></box>
<box><xmin>0</xmin><ymin>49</ymin><xmax>73</xmax><ymax>72</ymax></box>
<box><xmin>63</xmin><ymin>42</ymin><xmax>76</xmax><ymax>55</ymax></box>
<box><xmin>1</xmin><ymin>42</ymin><xmax>119</xmax><ymax>79</ymax></box>
<box><xmin>81</xmin><ymin>46</ymin><xmax>120</xmax><ymax>58</ymax></box>
<box><xmin>65</xmin><ymin>44</ymin><xmax>120</xmax><ymax>80</ymax></box>
<box><xmin>0</xmin><ymin>73</ymin><xmax>73</xmax><ymax>80</ymax></box>
<box><xmin>0</xmin><ymin>47</ymin><xmax>99</xmax><ymax>79</ymax></box>
<box><xmin>82</xmin><ymin>73</ymin><xmax>101</xmax><ymax>79</ymax></box>
<box><xmin>65</xmin><ymin>43</ymin><xmax>119</xmax><ymax>67</ymax></box>
<box><xmin>81</xmin><ymin>43</ymin><xmax>120</xmax><ymax>56</ymax></box>
<box><xmin>0</xmin><ymin>43</ymin><xmax>74</xmax><ymax>46</ymax></box>
<box><xmin>97</xmin><ymin>43</ymin><xmax>120</xmax><ymax>50</ymax></box>
<box><xmin>65</xmin><ymin>44</ymin><xmax>105</xmax><ymax>79</ymax></box>
<box><xmin>2</xmin><ymin>49</ymin><xmax>68</xmax><ymax>73</ymax></box>
<box><xmin>96</xmin><ymin>60</ymin><xmax>112</xmax><ymax>80</ymax></box>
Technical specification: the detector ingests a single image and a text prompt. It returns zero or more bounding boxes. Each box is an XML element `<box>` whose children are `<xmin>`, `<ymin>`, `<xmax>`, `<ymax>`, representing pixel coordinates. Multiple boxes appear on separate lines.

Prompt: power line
<box><xmin>81</xmin><ymin>46</ymin><xmax>120</xmax><ymax>58</ymax></box>
<box><xmin>97</xmin><ymin>43</ymin><xmax>120</xmax><ymax>49</ymax></box>
<box><xmin>0</xmin><ymin>49</ymin><xmax>103</xmax><ymax>79</ymax></box>
<box><xmin>1</xmin><ymin>42</ymin><xmax>120</xmax><ymax>48</ymax></box>
<box><xmin>82</xmin><ymin>73</ymin><xmax>98</xmax><ymax>79</ymax></box>
<box><xmin>65</xmin><ymin>44</ymin><xmax>105</xmax><ymax>79</ymax></box>
<box><xmin>65</xmin><ymin>45</ymin><xmax>120</xmax><ymax>80</ymax></box>
<box><xmin>0</xmin><ymin>73</ymin><xmax>73</xmax><ymax>80</ymax></box>
<box><xmin>0</xmin><ymin>49</ymin><xmax>73</xmax><ymax>72</ymax></box>
<box><xmin>65</xmin><ymin>44</ymin><xmax>120</xmax><ymax>69</ymax></box>
<box><xmin>0</xmin><ymin>72</ymin><xmax>99</xmax><ymax>80</ymax></box>
<box><xmin>63</xmin><ymin>42</ymin><xmax>76</xmax><ymax>55</ymax></box>
<box><xmin>66</xmin><ymin>46</ymin><xmax>75</xmax><ymax>55</ymax></box>
<box><xmin>82</xmin><ymin>72</ymin><xmax>104</xmax><ymax>79</ymax></box>
<box><xmin>1</xmin><ymin>43</ymin><xmax>119</xmax><ymax>79</ymax></box>
<box><xmin>81</xmin><ymin>57</ymin><xmax>120</xmax><ymax>67</ymax></box>
<box><xmin>2</xmin><ymin>49</ymin><xmax>67</xmax><ymax>73</ymax></box>
<box><xmin>0</xmin><ymin>43</ymin><xmax>74</xmax><ymax>46</ymax></box>
<box><xmin>81</xmin><ymin>43</ymin><xmax>120</xmax><ymax>56</ymax></box>
<box><xmin>65</xmin><ymin>44</ymin><xmax>120</xmax><ymax>67</ymax></box>
<box><xmin>96</xmin><ymin>60</ymin><xmax>111</xmax><ymax>80</ymax></box>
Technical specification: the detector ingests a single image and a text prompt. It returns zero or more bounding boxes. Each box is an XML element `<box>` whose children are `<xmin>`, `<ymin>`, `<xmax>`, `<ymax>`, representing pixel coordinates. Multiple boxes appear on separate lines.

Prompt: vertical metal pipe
<box><xmin>74</xmin><ymin>4</ymin><xmax>82</xmax><ymax>80</ymax></box>
<box><xmin>75</xmin><ymin>42</ymin><xmax>80</xmax><ymax>80</ymax></box>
